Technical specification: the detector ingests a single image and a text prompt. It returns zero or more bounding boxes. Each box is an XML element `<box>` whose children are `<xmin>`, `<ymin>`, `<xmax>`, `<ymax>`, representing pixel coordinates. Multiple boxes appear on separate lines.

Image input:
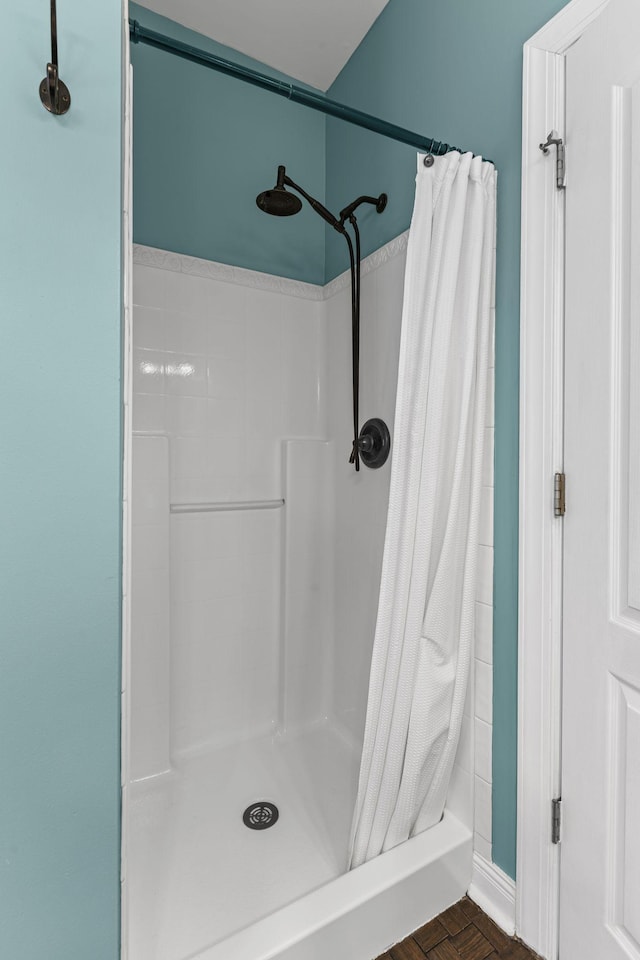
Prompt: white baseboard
<box><xmin>468</xmin><ymin>852</ymin><xmax>516</xmax><ymax>936</ymax></box>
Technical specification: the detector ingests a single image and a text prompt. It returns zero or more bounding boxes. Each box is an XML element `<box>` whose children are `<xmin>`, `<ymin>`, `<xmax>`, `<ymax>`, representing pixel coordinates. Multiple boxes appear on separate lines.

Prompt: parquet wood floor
<box><xmin>375</xmin><ymin>897</ymin><xmax>540</xmax><ymax>960</ymax></box>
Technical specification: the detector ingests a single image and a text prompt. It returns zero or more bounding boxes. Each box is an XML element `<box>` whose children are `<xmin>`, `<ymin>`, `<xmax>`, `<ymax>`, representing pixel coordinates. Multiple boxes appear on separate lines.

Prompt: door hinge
<box><xmin>552</xmin><ymin>798</ymin><xmax>562</xmax><ymax>844</ymax></box>
<box><xmin>539</xmin><ymin>131</ymin><xmax>566</xmax><ymax>189</ymax></box>
<box><xmin>554</xmin><ymin>472</ymin><xmax>566</xmax><ymax>517</ymax></box>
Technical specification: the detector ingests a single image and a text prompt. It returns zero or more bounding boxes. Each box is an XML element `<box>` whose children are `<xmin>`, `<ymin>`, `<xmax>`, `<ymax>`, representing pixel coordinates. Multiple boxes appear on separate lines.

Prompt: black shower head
<box><xmin>256</xmin><ymin>165</ymin><xmax>345</xmax><ymax>232</ymax></box>
<box><xmin>256</xmin><ymin>165</ymin><xmax>303</xmax><ymax>217</ymax></box>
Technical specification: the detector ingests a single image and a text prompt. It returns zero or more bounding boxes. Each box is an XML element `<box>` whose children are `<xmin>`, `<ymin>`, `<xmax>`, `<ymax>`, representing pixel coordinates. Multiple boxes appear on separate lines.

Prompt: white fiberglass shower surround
<box><xmin>122</xmin><ymin>218</ymin><xmax>495</xmax><ymax>959</ymax></box>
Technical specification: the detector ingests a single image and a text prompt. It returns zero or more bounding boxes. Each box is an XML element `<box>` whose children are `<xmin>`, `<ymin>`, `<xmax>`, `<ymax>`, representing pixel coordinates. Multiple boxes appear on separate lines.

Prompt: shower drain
<box><xmin>243</xmin><ymin>801</ymin><xmax>279</xmax><ymax>830</ymax></box>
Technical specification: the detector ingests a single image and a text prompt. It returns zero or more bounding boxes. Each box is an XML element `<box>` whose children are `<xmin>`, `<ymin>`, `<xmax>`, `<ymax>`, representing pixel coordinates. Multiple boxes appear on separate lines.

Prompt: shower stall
<box><xmin>122</xmin><ymin>19</ymin><xmax>494</xmax><ymax>960</ymax></box>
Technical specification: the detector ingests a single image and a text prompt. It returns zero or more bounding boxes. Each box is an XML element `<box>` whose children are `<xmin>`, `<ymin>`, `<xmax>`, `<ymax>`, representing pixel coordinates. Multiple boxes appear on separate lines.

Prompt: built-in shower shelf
<box><xmin>170</xmin><ymin>499</ymin><xmax>285</xmax><ymax>514</ymax></box>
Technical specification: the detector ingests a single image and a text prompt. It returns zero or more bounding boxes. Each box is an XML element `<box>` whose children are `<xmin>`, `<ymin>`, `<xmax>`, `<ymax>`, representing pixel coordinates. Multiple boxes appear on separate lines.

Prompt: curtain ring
<box><xmin>424</xmin><ymin>154</ymin><xmax>435</xmax><ymax>167</ymax></box>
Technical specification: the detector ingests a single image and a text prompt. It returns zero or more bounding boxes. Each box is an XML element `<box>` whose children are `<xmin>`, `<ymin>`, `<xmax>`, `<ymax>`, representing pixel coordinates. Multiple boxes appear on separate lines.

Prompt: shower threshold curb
<box><xmin>186</xmin><ymin>811</ymin><xmax>471</xmax><ymax>960</ymax></box>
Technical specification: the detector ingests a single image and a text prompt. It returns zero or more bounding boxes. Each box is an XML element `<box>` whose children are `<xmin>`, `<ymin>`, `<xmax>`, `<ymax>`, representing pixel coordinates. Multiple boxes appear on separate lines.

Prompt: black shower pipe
<box><xmin>129</xmin><ymin>19</ymin><xmax>470</xmax><ymax>158</ymax></box>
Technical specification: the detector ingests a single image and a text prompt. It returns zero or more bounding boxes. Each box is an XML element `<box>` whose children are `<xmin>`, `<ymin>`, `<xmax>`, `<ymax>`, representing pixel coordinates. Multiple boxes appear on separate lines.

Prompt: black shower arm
<box><xmin>339</xmin><ymin>194</ymin><xmax>387</xmax><ymax>225</ymax></box>
<box><xmin>282</xmin><ymin>174</ymin><xmax>347</xmax><ymax>234</ymax></box>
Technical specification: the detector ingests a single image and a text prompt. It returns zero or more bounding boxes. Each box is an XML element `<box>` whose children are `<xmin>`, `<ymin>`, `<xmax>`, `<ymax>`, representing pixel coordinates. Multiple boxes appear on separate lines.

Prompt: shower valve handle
<box><xmin>354</xmin><ymin>419</ymin><xmax>391</xmax><ymax>470</ymax></box>
<box><xmin>356</xmin><ymin>434</ymin><xmax>375</xmax><ymax>454</ymax></box>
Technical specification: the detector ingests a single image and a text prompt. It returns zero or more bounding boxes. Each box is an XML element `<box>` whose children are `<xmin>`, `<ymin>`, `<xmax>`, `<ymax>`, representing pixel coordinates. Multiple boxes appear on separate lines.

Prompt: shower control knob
<box><xmin>357</xmin><ymin>434</ymin><xmax>375</xmax><ymax>454</ymax></box>
<box><xmin>356</xmin><ymin>418</ymin><xmax>391</xmax><ymax>469</ymax></box>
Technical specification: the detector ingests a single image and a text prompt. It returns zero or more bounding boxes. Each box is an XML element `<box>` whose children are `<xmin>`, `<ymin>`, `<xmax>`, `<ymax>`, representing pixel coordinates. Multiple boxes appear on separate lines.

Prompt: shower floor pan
<box><xmin>126</xmin><ymin>722</ymin><xmax>472</xmax><ymax>960</ymax></box>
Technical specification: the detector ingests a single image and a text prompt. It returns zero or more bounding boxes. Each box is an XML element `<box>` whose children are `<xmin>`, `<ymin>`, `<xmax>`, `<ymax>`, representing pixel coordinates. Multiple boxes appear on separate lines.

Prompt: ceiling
<box><xmin>135</xmin><ymin>0</ymin><xmax>390</xmax><ymax>91</ymax></box>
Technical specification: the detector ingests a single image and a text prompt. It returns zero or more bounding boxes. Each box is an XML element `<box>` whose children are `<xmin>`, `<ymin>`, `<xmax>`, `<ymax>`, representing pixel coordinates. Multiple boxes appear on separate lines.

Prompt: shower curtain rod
<box><xmin>129</xmin><ymin>20</ymin><xmax>473</xmax><ymax>158</ymax></box>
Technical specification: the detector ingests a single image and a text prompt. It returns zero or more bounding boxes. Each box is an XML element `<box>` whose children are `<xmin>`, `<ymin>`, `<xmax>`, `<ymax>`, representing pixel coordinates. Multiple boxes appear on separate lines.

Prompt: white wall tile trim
<box><xmin>468</xmin><ymin>852</ymin><xmax>516</xmax><ymax>936</ymax></box>
<box><xmin>133</xmin><ymin>244</ymin><xmax>325</xmax><ymax>301</ymax></box>
<box><xmin>322</xmin><ymin>232</ymin><xmax>409</xmax><ymax>300</ymax></box>
<box><xmin>133</xmin><ymin>230</ymin><xmax>410</xmax><ymax>303</ymax></box>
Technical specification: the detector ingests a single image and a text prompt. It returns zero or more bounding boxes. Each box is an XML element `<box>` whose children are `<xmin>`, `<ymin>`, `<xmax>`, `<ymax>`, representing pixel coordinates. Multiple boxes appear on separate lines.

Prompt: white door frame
<box><xmin>121</xmin><ymin>1</ymin><xmax>133</xmax><ymax>957</ymax></box>
<box><xmin>517</xmin><ymin>1</ymin><xmax>611</xmax><ymax>957</ymax></box>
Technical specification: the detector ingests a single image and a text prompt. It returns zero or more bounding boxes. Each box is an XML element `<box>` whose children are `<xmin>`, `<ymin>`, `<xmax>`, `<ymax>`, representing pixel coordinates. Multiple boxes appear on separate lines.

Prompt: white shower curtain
<box><xmin>349</xmin><ymin>151</ymin><xmax>497</xmax><ymax>869</ymax></box>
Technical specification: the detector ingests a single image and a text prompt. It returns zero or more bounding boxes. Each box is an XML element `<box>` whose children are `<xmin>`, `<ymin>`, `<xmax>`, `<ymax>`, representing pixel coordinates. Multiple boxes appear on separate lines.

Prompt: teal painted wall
<box><xmin>326</xmin><ymin>0</ymin><xmax>569</xmax><ymax>878</ymax></box>
<box><xmin>130</xmin><ymin>5</ymin><xmax>327</xmax><ymax>285</ymax></box>
<box><xmin>0</xmin><ymin>3</ymin><xmax>122</xmax><ymax>958</ymax></box>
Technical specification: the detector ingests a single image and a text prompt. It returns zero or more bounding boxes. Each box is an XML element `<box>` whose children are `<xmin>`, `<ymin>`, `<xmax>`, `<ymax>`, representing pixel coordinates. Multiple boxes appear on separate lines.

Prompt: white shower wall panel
<box><xmin>282</xmin><ymin>440</ymin><xmax>334</xmax><ymax>731</ymax></box>
<box><xmin>132</xmin><ymin>260</ymin><xmax>326</xmax><ymax>506</ymax></box>
<box><xmin>170</xmin><ymin>507</ymin><xmax>282</xmax><ymax>754</ymax></box>
<box><xmin>132</xmin><ymin>251</ymin><xmax>330</xmax><ymax>763</ymax></box>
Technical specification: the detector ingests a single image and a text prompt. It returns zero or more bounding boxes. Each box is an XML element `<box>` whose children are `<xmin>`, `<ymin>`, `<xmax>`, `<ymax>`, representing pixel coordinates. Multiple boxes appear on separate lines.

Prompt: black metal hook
<box><xmin>39</xmin><ymin>0</ymin><xmax>71</xmax><ymax>115</ymax></box>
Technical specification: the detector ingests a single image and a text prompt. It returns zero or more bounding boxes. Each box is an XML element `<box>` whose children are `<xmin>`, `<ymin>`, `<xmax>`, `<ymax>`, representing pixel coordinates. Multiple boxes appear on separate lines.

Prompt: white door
<box><xmin>562</xmin><ymin>1</ymin><xmax>640</xmax><ymax>958</ymax></box>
